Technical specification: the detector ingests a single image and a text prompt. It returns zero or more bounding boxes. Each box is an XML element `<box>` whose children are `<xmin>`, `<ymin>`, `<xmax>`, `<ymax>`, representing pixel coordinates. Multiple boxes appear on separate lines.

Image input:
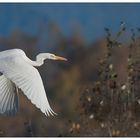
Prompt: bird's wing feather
<box><xmin>0</xmin><ymin>75</ymin><xmax>19</xmax><ymax>116</ymax></box>
<box><xmin>1</xmin><ymin>56</ymin><xmax>56</xmax><ymax>116</ymax></box>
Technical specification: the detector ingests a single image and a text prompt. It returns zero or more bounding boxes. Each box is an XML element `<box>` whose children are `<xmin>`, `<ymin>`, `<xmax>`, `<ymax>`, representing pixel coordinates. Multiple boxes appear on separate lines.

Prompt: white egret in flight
<box><xmin>0</xmin><ymin>49</ymin><xmax>67</xmax><ymax>117</ymax></box>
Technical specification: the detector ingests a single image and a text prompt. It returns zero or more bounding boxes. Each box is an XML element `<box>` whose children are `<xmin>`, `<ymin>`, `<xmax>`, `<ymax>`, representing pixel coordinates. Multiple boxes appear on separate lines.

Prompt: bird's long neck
<box><xmin>27</xmin><ymin>53</ymin><xmax>49</xmax><ymax>67</ymax></box>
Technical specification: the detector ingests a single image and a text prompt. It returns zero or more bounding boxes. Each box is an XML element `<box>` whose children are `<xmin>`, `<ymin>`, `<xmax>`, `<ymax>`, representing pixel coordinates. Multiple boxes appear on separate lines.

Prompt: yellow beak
<box><xmin>55</xmin><ymin>55</ymin><xmax>67</xmax><ymax>61</ymax></box>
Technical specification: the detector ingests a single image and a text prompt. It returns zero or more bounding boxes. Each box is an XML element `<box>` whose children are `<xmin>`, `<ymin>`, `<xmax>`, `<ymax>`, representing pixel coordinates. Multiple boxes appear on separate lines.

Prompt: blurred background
<box><xmin>0</xmin><ymin>3</ymin><xmax>140</xmax><ymax>137</ymax></box>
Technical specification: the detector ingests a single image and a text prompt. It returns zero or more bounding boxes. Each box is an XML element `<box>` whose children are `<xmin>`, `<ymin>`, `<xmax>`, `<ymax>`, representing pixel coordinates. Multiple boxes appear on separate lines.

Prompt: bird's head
<box><xmin>47</xmin><ymin>53</ymin><xmax>67</xmax><ymax>61</ymax></box>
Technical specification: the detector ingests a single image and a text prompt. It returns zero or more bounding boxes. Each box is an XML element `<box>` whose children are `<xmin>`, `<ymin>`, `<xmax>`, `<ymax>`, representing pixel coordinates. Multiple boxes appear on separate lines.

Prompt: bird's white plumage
<box><xmin>0</xmin><ymin>75</ymin><xmax>18</xmax><ymax>116</ymax></box>
<box><xmin>0</xmin><ymin>49</ymin><xmax>57</xmax><ymax>116</ymax></box>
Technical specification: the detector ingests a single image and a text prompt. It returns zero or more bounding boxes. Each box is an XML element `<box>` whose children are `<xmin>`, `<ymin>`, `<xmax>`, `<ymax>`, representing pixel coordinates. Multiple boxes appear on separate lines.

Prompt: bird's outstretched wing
<box><xmin>1</xmin><ymin>56</ymin><xmax>56</xmax><ymax>116</ymax></box>
<box><xmin>0</xmin><ymin>75</ymin><xmax>19</xmax><ymax>116</ymax></box>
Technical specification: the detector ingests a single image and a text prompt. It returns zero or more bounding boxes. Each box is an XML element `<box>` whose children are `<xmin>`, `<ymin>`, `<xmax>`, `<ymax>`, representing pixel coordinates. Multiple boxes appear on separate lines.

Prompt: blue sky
<box><xmin>0</xmin><ymin>3</ymin><xmax>140</xmax><ymax>43</ymax></box>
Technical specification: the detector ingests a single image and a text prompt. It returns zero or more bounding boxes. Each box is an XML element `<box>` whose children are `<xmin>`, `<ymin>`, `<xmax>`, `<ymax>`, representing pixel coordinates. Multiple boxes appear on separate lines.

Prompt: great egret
<box><xmin>0</xmin><ymin>49</ymin><xmax>67</xmax><ymax>117</ymax></box>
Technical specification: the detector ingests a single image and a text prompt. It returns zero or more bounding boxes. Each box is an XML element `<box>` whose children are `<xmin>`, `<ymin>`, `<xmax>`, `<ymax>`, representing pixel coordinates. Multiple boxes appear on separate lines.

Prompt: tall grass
<box><xmin>61</xmin><ymin>22</ymin><xmax>140</xmax><ymax>137</ymax></box>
